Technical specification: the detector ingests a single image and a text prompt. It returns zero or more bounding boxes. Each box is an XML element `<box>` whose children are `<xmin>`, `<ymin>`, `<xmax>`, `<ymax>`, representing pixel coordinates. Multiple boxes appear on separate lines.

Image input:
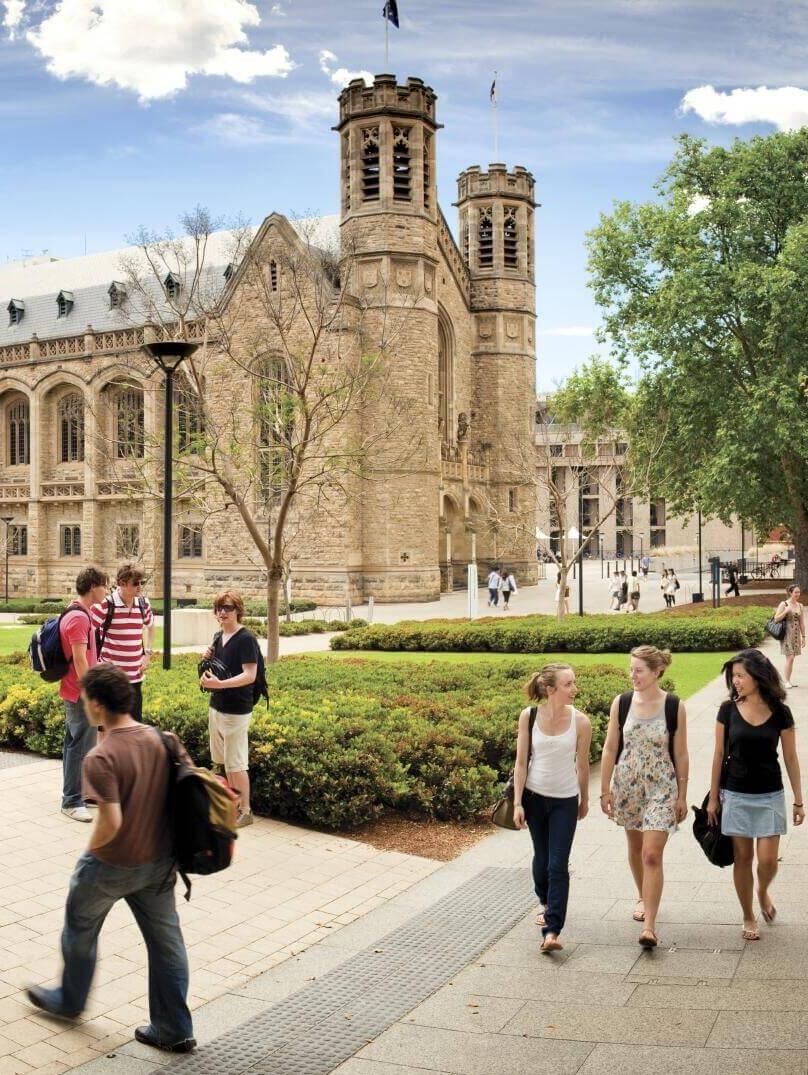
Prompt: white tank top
<box><xmin>524</xmin><ymin>706</ymin><xmax>580</xmax><ymax>798</ymax></box>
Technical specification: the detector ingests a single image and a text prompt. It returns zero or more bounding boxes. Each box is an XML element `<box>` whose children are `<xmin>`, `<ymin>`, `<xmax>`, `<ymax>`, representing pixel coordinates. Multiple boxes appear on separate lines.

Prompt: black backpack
<box><xmin>201</xmin><ymin>630</ymin><xmax>269</xmax><ymax>708</ymax></box>
<box><xmin>158</xmin><ymin>731</ymin><xmax>238</xmax><ymax>901</ymax></box>
<box><xmin>617</xmin><ymin>691</ymin><xmax>679</xmax><ymax>766</ymax></box>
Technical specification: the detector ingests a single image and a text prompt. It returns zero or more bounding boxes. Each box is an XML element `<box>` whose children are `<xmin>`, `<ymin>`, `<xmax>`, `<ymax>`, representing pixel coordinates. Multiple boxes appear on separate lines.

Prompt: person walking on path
<box><xmin>665</xmin><ymin>570</ymin><xmax>679</xmax><ymax>607</ymax></box>
<box><xmin>200</xmin><ymin>591</ymin><xmax>259</xmax><ymax>828</ymax></box>
<box><xmin>512</xmin><ymin>663</ymin><xmax>592</xmax><ymax>954</ymax></box>
<box><xmin>619</xmin><ymin>571</ymin><xmax>629</xmax><ymax>611</ymax></box>
<box><xmin>486</xmin><ymin>566</ymin><xmax>502</xmax><ymax>608</ymax></box>
<box><xmin>628</xmin><ymin>571</ymin><xmax>641</xmax><ymax>612</ymax></box>
<box><xmin>725</xmin><ymin>564</ymin><xmax>741</xmax><ymax>598</ymax></box>
<box><xmin>501</xmin><ymin>570</ymin><xmax>518</xmax><ymax>611</ymax></box>
<box><xmin>707</xmin><ymin>650</ymin><xmax>804</xmax><ymax>941</ymax></box>
<box><xmin>91</xmin><ymin>564</ymin><xmax>155</xmax><ymax>723</ymax></box>
<box><xmin>27</xmin><ymin>664</ymin><xmax>196</xmax><ymax>1053</ymax></box>
<box><xmin>660</xmin><ymin>569</ymin><xmax>671</xmax><ymax>608</ymax></box>
<box><xmin>60</xmin><ymin>566</ymin><xmax>109</xmax><ymax>823</ymax></box>
<box><xmin>600</xmin><ymin>646</ymin><xmax>689</xmax><ymax>948</ymax></box>
<box><xmin>773</xmin><ymin>585</ymin><xmax>805</xmax><ymax>689</ymax></box>
<box><xmin>608</xmin><ymin>574</ymin><xmax>621</xmax><ymax>612</ymax></box>
<box><xmin>641</xmin><ymin>554</ymin><xmax>651</xmax><ymax>577</ymax></box>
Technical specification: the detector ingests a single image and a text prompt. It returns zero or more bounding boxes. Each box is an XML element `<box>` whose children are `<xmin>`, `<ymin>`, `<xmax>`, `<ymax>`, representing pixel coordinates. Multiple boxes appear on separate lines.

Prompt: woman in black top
<box><xmin>708</xmin><ymin>650</ymin><xmax>804</xmax><ymax>940</ymax></box>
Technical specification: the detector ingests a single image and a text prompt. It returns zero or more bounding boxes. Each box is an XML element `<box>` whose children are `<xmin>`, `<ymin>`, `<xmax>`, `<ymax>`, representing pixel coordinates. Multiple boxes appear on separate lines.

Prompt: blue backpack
<box><xmin>29</xmin><ymin>604</ymin><xmax>92</xmax><ymax>682</ymax></box>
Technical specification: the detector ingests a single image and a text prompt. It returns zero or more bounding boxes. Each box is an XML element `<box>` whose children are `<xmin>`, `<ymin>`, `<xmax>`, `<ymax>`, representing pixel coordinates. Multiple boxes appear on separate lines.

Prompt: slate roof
<box><xmin>0</xmin><ymin>215</ymin><xmax>340</xmax><ymax>348</ymax></box>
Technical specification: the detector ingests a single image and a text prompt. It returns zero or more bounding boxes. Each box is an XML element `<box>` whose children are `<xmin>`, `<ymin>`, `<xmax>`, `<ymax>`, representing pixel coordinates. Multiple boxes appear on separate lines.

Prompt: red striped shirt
<box><xmin>90</xmin><ymin>591</ymin><xmax>154</xmax><ymax>684</ymax></box>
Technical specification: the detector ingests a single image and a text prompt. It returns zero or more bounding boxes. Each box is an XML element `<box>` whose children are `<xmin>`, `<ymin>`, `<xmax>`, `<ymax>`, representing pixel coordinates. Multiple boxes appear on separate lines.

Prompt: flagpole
<box><xmin>492</xmin><ymin>70</ymin><xmax>499</xmax><ymax>160</ymax></box>
<box><xmin>385</xmin><ymin>10</ymin><xmax>389</xmax><ymax>67</ymax></box>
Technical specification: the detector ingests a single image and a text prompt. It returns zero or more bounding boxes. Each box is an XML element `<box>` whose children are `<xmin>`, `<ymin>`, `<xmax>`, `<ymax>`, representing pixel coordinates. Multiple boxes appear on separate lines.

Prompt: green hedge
<box><xmin>0</xmin><ymin>653</ymin><xmax>643</xmax><ymax>829</ymax></box>
<box><xmin>243</xmin><ymin>617</ymin><xmax>369</xmax><ymax>638</ymax></box>
<box><xmin>331</xmin><ymin>607</ymin><xmax>771</xmax><ymax>655</ymax></box>
<box><xmin>0</xmin><ymin>600</ymin><xmax>64</xmax><ymax>614</ymax></box>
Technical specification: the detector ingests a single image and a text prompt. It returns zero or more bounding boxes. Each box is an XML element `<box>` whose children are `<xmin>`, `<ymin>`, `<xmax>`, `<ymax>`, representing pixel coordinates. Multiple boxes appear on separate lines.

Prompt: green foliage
<box><xmin>0</xmin><ymin>600</ymin><xmax>65</xmax><ymax>613</ymax></box>
<box><xmin>243</xmin><ymin>617</ymin><xmax>368</xmax><ymax>637</ymax></box>
<box><xmin>0</xmin><ymin>653</ymin><xmax>636</xmax><ymax>829</ymax></box>
<box><xmin>331</xmin><ymin>607</ymin><xmax>770</xmax><ymax>655</ymax></box>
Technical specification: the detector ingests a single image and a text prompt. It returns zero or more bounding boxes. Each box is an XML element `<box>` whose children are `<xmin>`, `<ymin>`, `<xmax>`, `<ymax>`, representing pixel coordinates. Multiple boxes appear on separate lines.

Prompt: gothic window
<box><xmin>256</xmin><ymin>355</ymin><xmax>291</xmax><ymax>506</ymax></box>
<box><xmin>342</xmin><ymin>134</ymin><xmax>351</xmax><ymax>213</ymax></box>
<box><xmin>361</xmin><ymin>126</ymin><xmax>380</xmax><ymax>202</ymax></box>
<box><xmin>175</xmin><ymin>375</ymin><xmax>205</xmax><ymax>454</ymax></box>
<box><xmin>108</xmin><ymin>281</ymin><xmax>127</xmax><ymax>308</ymax></box>
<box><xmin>164</xmin><ymin>272</ymin><xmax>181</xmax><ymax>300</ymax></box>
<box><xmin>116</xmin><ymin>523</ymin><xmax>140</xmax><ymax>559</ymax></box>
<box><xmin>8</xmin><ymin>524</ymin><xmax>27</xmax><ymax>556</ymax></box>
<box><xmin>478</xmin><ymin>207</ymin><xmax>493</xmax><ymax>268</ymax></box>
<box><xmin>461</xmin><ymin>216</ymin><xmax>469</xmax><ymax>265</ymax></box>
<box><xmin>178</xmin><ymin>524</ymin><xmax>203</xmax><ymax>558</ymax></box>
<box><xmin>60</xmin><ymin>524</ymin><xmax>81</xmax><ymax>557</ymax></box>
<box><xmin>56</xmin><ymin>290</ymin><xmax>74</xmax><ymax>318</ymax></box>
<box><xmin>392</xmin><ymin>127</ymin><xmax>411</xmax><ymax>201</ymax></box>
<box><xmin>58</xmin><ymin>393</ymin><xmax>85</xmax><ymax>463</ymax></box>
<box><xmin>269</xmin><ymin>260</ymin><xmax>278</xmax><ymax>292</ymax></box>
<box><xmin>7</xmin><ymin>299</ymin><xmax>24</xmax><ymax>326</ymax></box>
<box><xmin>438</xmin><ymin>320</ymin><xmax>453</xmax><ymax>442</ymax></box>
<box><xmin>8</xmin><ymin>399</ymin><xmax>29</xmax><ymax>466</ymax></box>
<box><xmin>423</xmin><ymin>132</ymin><xmax>432</xmax><ymax>210</ymax></box>
<box><xmin>114</xmin><ymin>386</ymin><xmax>145</xmax><ymax>459</ymax></box>
<box><xmin>503</xmin><ymin>206</ymin><xmax>518</xmax><ymax>268</ymax></box>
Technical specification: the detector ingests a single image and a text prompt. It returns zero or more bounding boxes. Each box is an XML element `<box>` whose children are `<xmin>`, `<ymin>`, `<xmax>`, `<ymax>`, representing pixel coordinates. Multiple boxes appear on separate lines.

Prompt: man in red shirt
<box><xmin>91</xmin><ymin>564</ymin><xmax>155</xmax><ymax>723</ymax></box>
<box><xmin>60</xmin><ymin>566</ymin><xmax>109</xmax><ymax>823</ymax></box>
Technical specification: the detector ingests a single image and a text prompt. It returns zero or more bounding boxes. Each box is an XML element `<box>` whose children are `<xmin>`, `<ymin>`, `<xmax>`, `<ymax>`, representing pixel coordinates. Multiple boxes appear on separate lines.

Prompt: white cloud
<box><xmin>270</xmin><ymin>3</ymin><xmax>285</xmax><ymax>14</ymax></box>
<box><xmin>25</xmin><ymin>0</ymin><xmax>296</xmax><ymax>102</ymax></box>
<box><xmin>240</xmin><ymin>89</ymin><xmax>334</xmax><ymax>126</ymax></box>
<box><xmin>196</xmin><ymin>112</ymin><xmax>277</xmax><ymax>145</ymax></box>
<box><xmin>2</xmin><ymin>0</ymin><xmax>25</xmax><ymax>38</ymax></box>
<box><xmin>318</xmin><ymin>48</ymin><xmax>371</xmax><ymax>90</ymax></box>
<box><xmin>537</xmin><ymin>326</ymin><xmax>594</xmax><ymax>337</ymax></box>
<box><xmin>680</xmin><ymin>84</ymin><xmax>808</xmax><ymax>132</ymax></box>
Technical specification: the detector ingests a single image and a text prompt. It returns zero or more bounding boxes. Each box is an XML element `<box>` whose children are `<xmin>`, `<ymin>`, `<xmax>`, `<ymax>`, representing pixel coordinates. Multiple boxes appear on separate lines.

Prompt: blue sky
<box><xmin>2</xmin><ymin>0</ymin><xmax>806</xmax><ymax>387</ymax></box>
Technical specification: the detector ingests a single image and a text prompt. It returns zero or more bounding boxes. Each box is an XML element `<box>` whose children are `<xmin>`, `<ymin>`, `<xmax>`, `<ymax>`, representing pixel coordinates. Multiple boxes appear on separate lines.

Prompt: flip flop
<box><xmin>761</xmin><ymin>905</ymin><xmax>777</xmax><ymax>924</ymax></box>
<box><xmin>540</xmin><ymin>936</ymin><xmax>564</xmax><ymax>953</ymax></box>
<box><xmin>535</xmin><ymin>909</ymin><xmax>546</xmax><ymax>927</ymax></box>
<box><xmin>638</xmin><ymin>930</ymin><xmax>658</xmax><ymax>948</ymax></box>
<box><xmin>632</xmin><ymin>901</ymin><xmax>645</xmax><ymax>923</ymax></box>
<box><xmin>741</xmin><ymin>925</ymin><xmax>760</xmax><ymax>941</ymax></box>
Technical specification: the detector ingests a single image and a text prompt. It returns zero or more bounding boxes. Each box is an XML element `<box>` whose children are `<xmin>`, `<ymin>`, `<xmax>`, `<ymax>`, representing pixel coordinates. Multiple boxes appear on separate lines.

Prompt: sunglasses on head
<box><xmin>216</xmin><ymin>604</ymin><xmax>236</xmax><ymax>613</ymax></box>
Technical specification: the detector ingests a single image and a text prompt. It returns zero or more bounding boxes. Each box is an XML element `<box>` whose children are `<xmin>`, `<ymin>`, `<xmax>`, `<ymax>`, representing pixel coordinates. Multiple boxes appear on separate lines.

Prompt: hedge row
<box><xmin>0</xmin><ymin>653</ymin><xmax>646</xmax><ymax>829</ymax></box>
<box><xmin>331</xmin><ymin>607</ymin><xmax>771</xmax><ymax>655</ymax></box>
<box><xmin>244</xmin><ymin>617</ymin><xmax>368</xmax><ymax>638</ymax></box>
<box><xmin>0</xmin><ymin>597</ymin><xmax>319</xmax><ymax>616</ymax></box>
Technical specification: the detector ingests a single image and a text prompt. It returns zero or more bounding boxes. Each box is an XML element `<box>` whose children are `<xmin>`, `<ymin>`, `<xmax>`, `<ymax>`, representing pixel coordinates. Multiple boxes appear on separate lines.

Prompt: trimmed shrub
<box><xmin>331</xmin><ymin>607</ymin><xmax>771</xmax><ymax>655</ymax></box>
<box><xmin>0</xmin><ymin>653</ymin><xmax>642</xmax><ymax>829</ymax></box>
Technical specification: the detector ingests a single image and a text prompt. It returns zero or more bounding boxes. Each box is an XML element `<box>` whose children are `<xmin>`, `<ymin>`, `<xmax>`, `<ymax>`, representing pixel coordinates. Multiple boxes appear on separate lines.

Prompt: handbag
<box><xmin>691</xmin><ymin>793</ymin><xmax>734</xmax><ymax>867</ymax></box>
<box><xmin>765</xmin><ymin>615</ymin><xmax>786</xmax><ymax>641</ymax></box>
<box><xmin>492</xmin><ymin>708</ymin><xmax>536</xmax><ymax>830</ymax></box>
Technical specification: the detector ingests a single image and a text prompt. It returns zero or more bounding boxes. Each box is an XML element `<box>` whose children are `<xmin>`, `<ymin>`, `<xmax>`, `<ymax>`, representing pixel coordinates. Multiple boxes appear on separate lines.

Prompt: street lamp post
<box><xmin>1</xmin><ymin>516</ymin><xmax>13</xmax><ymax>603</ymax></box>
<box><xmin>599</xmin><ymin>532</ymin><xmax>605</xmax><ymax>578</ymax></box>
<box><xmin>694</xmin><ymin>509</ymin><xmax>704</xmax><ymax>603</ymax></box>
<box><xmin>143</xmin><ymin>341</ymin><xmax>200</xmax><ymax>670</ymax></box>
<box><xmin>638</xmin><ymin>532</ymin><xmax>645</xmax><ymax>575</ymax></box>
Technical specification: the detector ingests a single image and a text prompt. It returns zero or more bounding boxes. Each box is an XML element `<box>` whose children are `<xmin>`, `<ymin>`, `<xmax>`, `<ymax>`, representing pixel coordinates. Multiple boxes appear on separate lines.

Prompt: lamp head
<box><xmin>144</xmin><ymin>340</ymin><xmax>200</xmax><ymax>373</ymax></box>
<box><xmin>0</xmin><ymin>516</ymin><xmax>13</xmax><ymax>525</ymax></box>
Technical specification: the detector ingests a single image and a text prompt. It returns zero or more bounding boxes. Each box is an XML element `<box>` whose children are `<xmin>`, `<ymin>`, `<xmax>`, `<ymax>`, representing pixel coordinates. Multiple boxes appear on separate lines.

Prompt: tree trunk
<box><xmin>266</xmin><ymin>565</ymin><xmax>283</xmax><ymax>664</ymax></box>
<box><xmin>793</xmin><ymin>505</ymin><xmax>808</xmax><ymax>590</ymax></box>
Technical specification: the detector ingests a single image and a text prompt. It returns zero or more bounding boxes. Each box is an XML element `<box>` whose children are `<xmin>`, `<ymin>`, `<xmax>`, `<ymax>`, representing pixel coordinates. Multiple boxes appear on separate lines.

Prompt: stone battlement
<box><xmin>457</xmin><ymin>164</ymin><xmax>535</xmax><ymax>205</ymax></box>
<box><xmin>336</xmin><ymin>74</ymin><xmax>440</xmax><ymax>129</ymax></box>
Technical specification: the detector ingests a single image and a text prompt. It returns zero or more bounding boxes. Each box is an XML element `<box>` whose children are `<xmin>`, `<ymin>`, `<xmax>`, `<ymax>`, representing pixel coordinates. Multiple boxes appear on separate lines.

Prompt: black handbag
<box><xmin>492</xmin><ymin>708</ymin><xmax>536</xmax><ymax>830</ymax></box>
<box><xmin>691</xmin><ymin>793</ymin><xmax>734</xmax><ymax>867</ymax></box>
<box><xmin>765</xmin><ymin>616</ymin><xmax>786</xmax><ymax>641</ymax></box>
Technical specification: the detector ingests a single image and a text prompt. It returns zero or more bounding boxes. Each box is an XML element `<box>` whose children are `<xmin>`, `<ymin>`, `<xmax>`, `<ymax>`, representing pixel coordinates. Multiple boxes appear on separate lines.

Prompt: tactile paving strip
<box><xmin>167</xmin><ymin>866</ymin><xmax>533</xmax><ymax>1075</ymax></box>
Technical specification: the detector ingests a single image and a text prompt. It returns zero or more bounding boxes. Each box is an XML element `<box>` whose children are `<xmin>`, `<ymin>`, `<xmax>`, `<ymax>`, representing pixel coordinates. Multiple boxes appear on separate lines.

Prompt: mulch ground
<box><xmin>344</xmin><ymin>814</ymin><xmax>496</xmax><ymax>861</ymax></box>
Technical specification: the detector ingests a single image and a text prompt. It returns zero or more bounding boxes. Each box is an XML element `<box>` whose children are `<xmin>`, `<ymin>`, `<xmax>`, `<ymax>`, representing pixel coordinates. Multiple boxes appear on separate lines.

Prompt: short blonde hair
<box><xmin>213</xmin><ymin>590</ymin><xmax>245</xmax><ymax>622</ymax></box>
<box><xmin>525</xmin><ymin>663</ymin><xmax>573</xmax><ymax>702</ymax></box>
<box><xmin>630</xmin><ymin>644</ymin><xmax>672</xmax><ymax>678</ymax></box>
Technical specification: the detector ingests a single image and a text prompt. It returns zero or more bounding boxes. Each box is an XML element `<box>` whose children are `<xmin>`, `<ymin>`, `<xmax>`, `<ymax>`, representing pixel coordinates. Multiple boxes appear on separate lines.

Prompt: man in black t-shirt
<box><xmin>200</xmin><ymin>591</ymin><xmax>258</xmax><ymax>828</ymax></box>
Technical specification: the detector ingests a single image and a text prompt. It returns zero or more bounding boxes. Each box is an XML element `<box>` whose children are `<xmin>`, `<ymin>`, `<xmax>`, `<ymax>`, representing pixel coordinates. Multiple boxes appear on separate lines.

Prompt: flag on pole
<box><xmin>490</xmin><ymin>73</ymin><xmax>497</xmax><ymax>105</ymax></box>
<box><xmin>383</xmin><ymin>0</ymin><xmax>399</xmax><ymax>27</ymax></box>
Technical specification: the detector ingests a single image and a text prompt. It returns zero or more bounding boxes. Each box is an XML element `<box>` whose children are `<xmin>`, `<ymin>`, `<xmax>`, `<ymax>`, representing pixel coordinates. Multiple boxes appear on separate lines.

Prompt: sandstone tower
<box><xmin>335</xmin><ymin>74</ymin><xmax>442</xmax><ymax>600</ymax></box>
<box><xmin>457</xmin><ymin>163</ymin><xmax>537</xmax><ymax>578</ymax></box>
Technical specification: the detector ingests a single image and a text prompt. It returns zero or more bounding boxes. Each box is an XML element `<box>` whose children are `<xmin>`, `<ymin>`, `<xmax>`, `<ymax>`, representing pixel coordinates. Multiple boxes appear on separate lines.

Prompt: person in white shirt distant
<box><xmin>487</xmin><ymin>567</ymin><xmax>502</xmax><ymax>608</ymax></box>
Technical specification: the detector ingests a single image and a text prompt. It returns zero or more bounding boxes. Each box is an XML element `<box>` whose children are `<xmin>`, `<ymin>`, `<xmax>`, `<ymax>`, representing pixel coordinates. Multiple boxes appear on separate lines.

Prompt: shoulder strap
<box><xmin>616</xmin><ymin>692</ymin><xmax>632</xmax><ymax>761</ymax></box>
<box><xmin>664</xmin><ymin>693</ymin><xmax>679</xmax><ymax>766</ymax></box>
<box><xmin>137</xmin><ymin>596</ymin><xmax>147</xmax><ymax>622</ymax></box>
<box><xmin>528</xmin><ymin>706</ymin><xmax>537</xmax><ymax>765</ymax></box>
<box><xmin>100</xmin><ymin>597</ymin><xmax>115</xmax><ymax>648</ymax></box>
<box><xmin>212</xmin><ymin>629</ymin><xmax>223</xmax><ymax>647</ymax></box>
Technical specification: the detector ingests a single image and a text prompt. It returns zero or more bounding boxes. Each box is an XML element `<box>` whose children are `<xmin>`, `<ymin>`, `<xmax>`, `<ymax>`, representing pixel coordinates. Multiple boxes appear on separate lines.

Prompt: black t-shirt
<box><xmin>718</xmin><ymin>699</ymin><xmax>794</xmax><ymax>794</ymax></box>
<box><xmin>209</xmin><ymin>628</ymin><xmax>259</xmax><ymax>714</ymax></box>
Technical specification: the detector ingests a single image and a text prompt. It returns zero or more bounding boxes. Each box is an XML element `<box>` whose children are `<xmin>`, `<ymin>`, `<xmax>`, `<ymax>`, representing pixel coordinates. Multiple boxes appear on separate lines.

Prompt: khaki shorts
<box><xmin>208</xmin><ymin>707</ymin><xmax>251</xmax><ymax>773</ymax></box>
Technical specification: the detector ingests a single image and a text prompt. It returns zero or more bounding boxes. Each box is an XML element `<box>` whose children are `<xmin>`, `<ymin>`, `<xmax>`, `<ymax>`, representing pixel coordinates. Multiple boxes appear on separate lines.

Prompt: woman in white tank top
<box><xmin>512</xmin><ymin>663</ymin><xmax>593</xmax><ymax>953</ymax></box>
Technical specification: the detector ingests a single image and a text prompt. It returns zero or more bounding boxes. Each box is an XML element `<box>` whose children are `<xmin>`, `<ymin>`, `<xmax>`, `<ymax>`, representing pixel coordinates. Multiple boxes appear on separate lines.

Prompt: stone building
<box><xmin>0</xmin><ymin>74</ymin><xmax>538</xmax><ymax>603</ymax></box>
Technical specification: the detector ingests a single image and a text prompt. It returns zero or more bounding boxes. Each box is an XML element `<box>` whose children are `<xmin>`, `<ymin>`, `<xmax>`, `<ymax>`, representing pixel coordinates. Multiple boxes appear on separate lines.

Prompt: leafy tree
<box><xmin>588</xmin><ymin>131</ymin><xmax>808</xmax><ymax>584</ymax></box>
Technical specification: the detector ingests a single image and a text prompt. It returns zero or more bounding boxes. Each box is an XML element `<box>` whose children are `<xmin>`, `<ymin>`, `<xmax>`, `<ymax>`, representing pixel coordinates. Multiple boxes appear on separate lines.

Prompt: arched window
<box><xmin>478</xmin><ymin>207</ymin><xmax>493</xmax><ymax>268</ymax></box>
<box><xmin>438</xmin><ymin>319</ymin><xmax>453</xmax><ymax>443</ymax></box>
<box><xmin>8</xmin><ymin>399</ymin><xmax>29</xmax><ymax>466</ymax></box>
<box><xmin>114</xmin><ymin>386</ymin><xmax>145</xmax><ymax>459</ymax></box>
<box><xmin>392</xmin><ymin>126</ymin><xmax>411</xmax><ymax>202</ymax></box>
<box><xmin>175</xmin><ymin>375</ymin><xmax>205</xmax><ymax>453</ymax></box>
<box><xmin>503</xmin><ymin>206</ymin><xmax>518</xmax><ymax>268</ymax></box>
<box><xmin>256</xmin><ymin>355</ymin><xmax>291</xmax><ymax>506</ymax></box>
<box><xmin>58</xmin><ymin>393</ymin><xmax>84</xmax><ymax>463</ymax></box>
<box><xmin>361</xmin><ymin>126</ymin><xmax>380</xmax><ymax>202</ymax></box>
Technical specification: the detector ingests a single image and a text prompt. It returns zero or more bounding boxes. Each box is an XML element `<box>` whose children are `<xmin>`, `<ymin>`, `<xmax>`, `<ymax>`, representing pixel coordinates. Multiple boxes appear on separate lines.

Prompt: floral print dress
<box><xmin>613</xmin><ymin>708</ymin><xmax>677</xmax><ymax>832</ymax></box>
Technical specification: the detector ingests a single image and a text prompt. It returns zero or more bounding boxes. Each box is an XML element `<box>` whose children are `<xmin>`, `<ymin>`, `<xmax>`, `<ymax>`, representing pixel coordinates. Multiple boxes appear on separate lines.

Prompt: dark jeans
<box><xmin>523</xmin><ymin>789</ymin><xmax>578</xmax><ymax>937</ymax></box>
<box><xmin>62</xmin><ymin>698</ymin><xmax>98</xmax><ymax>809</ymax></box>
<box><xmin>46</xmin><ymin>852</ymin><xmax>193</xmax><ymax>1043</ymax></box>
<box><xmin>488</xmin><ymin>588</ymin><xmax>499</xmax><ymax>606</ymax></box>
<box><xmin>131</xmin><ymin>681</ymin><xmax>143</xmax><ymax>723</ymax></box>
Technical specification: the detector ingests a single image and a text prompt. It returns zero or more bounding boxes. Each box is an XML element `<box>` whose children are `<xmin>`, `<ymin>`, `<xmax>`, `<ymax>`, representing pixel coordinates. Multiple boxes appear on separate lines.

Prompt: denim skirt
<box><xmin>721</xmin><ymin>789</ymin><xmax>787</xmax><ymax>838</ymax></box>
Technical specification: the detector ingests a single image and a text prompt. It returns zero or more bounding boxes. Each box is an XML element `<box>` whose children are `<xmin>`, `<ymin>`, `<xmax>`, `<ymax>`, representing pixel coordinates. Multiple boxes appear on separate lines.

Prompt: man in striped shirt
<box><xmin>91</xmin><ymin>564</ymin><xmax>155</xmax><ymax>723</ymax></box>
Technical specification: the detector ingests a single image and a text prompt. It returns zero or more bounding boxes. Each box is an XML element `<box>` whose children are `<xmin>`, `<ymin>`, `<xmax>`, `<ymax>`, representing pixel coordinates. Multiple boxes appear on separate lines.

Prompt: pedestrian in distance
<box><xmin>486</xmin><ymin>566</ymin><xmax>502</xmax><ymax>608</ymax></box>
<box><xmin>60</xmin><ymin>566</ymin><xmax>109</xmax><ymax>823</ymax></box>
<box><xmin>620</xmin><ymin>571</ymin><xmax>629</xmax><ymax>612</ymax></box>
<box><xmin>501</xmin><ymin>570</ymin><xmax>518</xmax><ymax>611</ymax></box>
<box><xmin>707</xmin><ymin>650</ymin><xmax>804</xmax><ymax>941</ymax></box>
<box><xmin>27</xmin><ymin>664</ymin><xmax>196</xmax><ymax>1053</ymax></box>
<box><xmin>608</xmin><ymin>573</ymin><xmax>621</xmax><ymax>612</ymax></box>
<box><xmin>200</xmin><ymin>591</ymin><xmax>259</xmax><ymax>828</ymax></box>
<box><xmin>725</xmin><ymin>563</ymin><xmax>741</xmax><ymax>599</ymax></box>
<box><xmin>665</xmin><ymin>570</ymin><xmax>679</xmax><ymax>606</ymax></box>
<box><xmin>512</xmin><ymin>663</ymin><xmax>592</xmax><ymax>953</ymax></box>
<box><xmin>773</xmin><ymin>584</ymin><xmax>805</xmax><ymax>689</ymax></box>
<box><xmin>91</xmin><ymin>563</ymin><xmax>156</xmax><ymax>723</ymax></box>
<box><xmin>600</xmin><ymin>646</ymin><xmax>689</xmax><ymax>947</ymax></box>
<box><xmin>660</xmin><ymin>568</ymin><xmax>671</xmax><ymax>608</ymax></box>
<box><xmin>641</xmin><ymin>554</ymin><xmax>651</xmax><ymax>577</ymax></box>
<box><xmin>629</xmin><ymin>571</ymin><xmax>641</xmax><ymax>612</ymax></box>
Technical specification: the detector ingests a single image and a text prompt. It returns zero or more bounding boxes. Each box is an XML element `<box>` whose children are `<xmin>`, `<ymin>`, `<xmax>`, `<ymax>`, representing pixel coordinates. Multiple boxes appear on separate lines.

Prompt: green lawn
<box><xmin>0</xmin><ymin>625</ymin><xmax>165</xmax><ymax>656</ymax></box>
<box><xmin>318</xmin><ymin>649</ymin><xmax>734</xmax><ymax>701</ymax></box>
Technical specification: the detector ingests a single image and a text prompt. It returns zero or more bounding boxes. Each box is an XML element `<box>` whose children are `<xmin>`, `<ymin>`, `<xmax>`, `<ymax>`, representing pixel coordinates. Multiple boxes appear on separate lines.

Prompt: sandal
<box><xmin>638</xmin><ymin>929</ymin><xmax>658</xmax><ymax>948</ymax></box>
<box><xmin>741</xmin><ymin>924</ymin><xmax>760</xmax><ymax>941</ymax></box>
<box><xmin>760</xmin><ymin>904</ymin><xmax>777</xmax><ymax>924</ymax></box>
<box><xmin>632</xmin><ymin>900</ymin><xmax>645</xmax><ymax>923</ymax></box>
<box><xmin>535</xmin><ymin>908</ymin><xmax>547</xmax><ymax>927</ymax></box>
<box><xmin>540</xmin><ymin>935</ymin><xmax>564</xmax><ymax>953</ymax></box>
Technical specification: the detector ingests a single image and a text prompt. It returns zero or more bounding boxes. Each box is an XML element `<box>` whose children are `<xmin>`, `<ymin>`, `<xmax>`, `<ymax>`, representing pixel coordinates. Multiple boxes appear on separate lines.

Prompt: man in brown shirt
<box><xmin>26</xmin><ymin>665</ymin><xmax>195</xmax><ymax>1053</ymax></box>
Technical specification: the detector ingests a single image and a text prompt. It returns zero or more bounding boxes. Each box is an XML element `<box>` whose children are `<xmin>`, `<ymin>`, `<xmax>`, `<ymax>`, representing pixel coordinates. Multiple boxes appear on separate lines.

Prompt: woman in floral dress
<box><xmin>773</xmin><ymin>585</ymin><xmax>805</xmax><ymax>689</ymax></box>
<box><xmin>600</xmin><ymin>645</ymin><xmax>689</xmax><ymax>947</ymax></box>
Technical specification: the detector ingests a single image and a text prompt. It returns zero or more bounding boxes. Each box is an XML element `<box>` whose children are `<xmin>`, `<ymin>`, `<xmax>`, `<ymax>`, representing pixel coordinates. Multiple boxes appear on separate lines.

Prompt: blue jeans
<box><xmin>53</xmin><ymin>852</ymin><xmax>193</xmax><ymax>1042</ymax></box>
<box><xmin>488</xmin><ymin>588</ymin><xmax>499</xmax><ymax>606</ymax></box>
<box><xmin>523</xmin><ymin>789</ymin><xmax>578</xmax><ymax>936</ymax></box>
<box><xmin>62</xmin><ymin>699</ymin><xmax>97</xmax><ymax>809</ymax></box>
